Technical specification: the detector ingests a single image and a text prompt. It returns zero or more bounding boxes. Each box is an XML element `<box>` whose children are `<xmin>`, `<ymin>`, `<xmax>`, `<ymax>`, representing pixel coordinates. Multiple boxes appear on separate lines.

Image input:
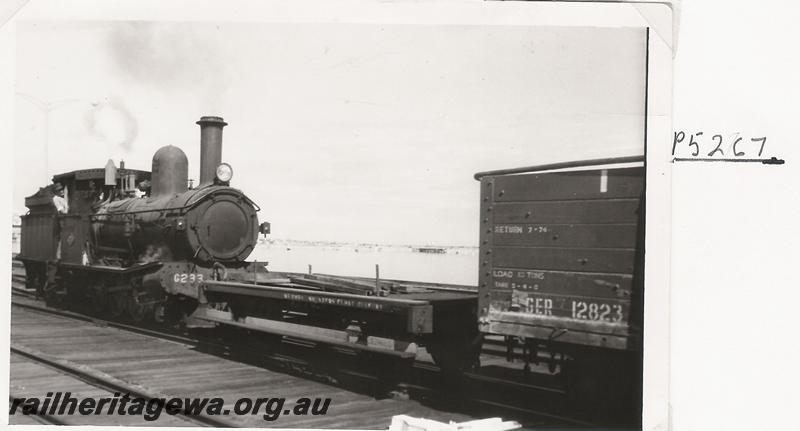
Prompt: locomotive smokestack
<box><xmin>196</xmin><ymin>116</ymin><xmax>228</xmax><ymax>186</ymax></box>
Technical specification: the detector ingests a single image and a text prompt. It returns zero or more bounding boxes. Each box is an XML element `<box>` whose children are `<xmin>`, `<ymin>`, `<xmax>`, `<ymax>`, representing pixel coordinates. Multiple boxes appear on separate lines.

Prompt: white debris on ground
<box><xmin>389</xmin><ymin>415</ymin><xmax>521</xmax><ymax>431</ymax></box>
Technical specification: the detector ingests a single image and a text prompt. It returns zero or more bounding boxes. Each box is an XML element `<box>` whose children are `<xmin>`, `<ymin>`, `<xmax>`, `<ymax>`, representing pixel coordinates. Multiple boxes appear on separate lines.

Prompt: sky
<box><xmin>14</xmin><ymin>21</ymin><xmax>646</xmax><ymax>246</ymax></box>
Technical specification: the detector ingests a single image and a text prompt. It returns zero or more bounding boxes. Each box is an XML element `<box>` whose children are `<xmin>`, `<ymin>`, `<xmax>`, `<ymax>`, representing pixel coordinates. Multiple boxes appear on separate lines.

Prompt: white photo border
<box><xmin>0</xmin><ymin>1</ymin><xmax>673</xmax><ymax>430</ymax></box>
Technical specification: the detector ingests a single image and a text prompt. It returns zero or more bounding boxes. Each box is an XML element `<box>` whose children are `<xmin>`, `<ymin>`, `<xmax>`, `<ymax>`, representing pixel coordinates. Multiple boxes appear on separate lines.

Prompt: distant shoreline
<box><xmin>258</xmin><ymin>238</ymin><xmax>478</xmax><ymax>250</ymax></box>
<box><xmin>10</xmin><ymin>225</ymin><xmax>477</xmax><ymax>252</ymax></box>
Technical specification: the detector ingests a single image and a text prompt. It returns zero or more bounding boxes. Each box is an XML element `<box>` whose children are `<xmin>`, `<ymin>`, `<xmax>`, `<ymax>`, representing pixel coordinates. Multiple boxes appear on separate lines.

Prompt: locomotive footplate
<box><xmin>57</xmin><ymin>261</ymin><xmax>163</xmax><ymax>274</ymax></box>
<box><xmin>197</xmin><ymin>279</ymin><xmax>479</xmax><ymax>364</ymax></box>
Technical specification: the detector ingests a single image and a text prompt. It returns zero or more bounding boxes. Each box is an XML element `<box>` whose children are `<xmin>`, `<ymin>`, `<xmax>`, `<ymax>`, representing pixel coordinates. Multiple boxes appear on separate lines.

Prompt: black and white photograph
<box><xmin>4</xmin><ymin>1</ymin><xmax>676</xmax><ymax>429</ymax></box>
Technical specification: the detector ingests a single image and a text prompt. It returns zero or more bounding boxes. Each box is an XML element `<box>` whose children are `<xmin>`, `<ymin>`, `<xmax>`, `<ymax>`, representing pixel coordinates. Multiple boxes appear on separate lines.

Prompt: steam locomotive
<box><xmin>18</xmin><ymin>116</ymin><xmax>480</xmax><ymax>372</ymax></box>
<box><xmin>19</xmin><ymin>117</ymin><xmax>271</xmax><ymax>323</ymax></box>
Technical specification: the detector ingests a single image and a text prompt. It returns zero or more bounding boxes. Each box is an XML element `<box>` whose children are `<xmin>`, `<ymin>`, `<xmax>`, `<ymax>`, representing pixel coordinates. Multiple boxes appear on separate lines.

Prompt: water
<box><xmin>11</xmin><ymin>235</ymin><xmax>479</xmax><ymax>286</ymax></box>
<box><xmin>250</xmin><ymin>242</ymin><xmax>478</xmax><ymax>286</ymax></box>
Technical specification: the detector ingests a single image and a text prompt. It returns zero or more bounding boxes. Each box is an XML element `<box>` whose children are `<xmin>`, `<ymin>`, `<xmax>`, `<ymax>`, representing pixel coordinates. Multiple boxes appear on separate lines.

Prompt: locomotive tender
<box><xmin>18</xmin><ymin>116</ymin><xmax>479</xmax><ymax>372</ymax></box>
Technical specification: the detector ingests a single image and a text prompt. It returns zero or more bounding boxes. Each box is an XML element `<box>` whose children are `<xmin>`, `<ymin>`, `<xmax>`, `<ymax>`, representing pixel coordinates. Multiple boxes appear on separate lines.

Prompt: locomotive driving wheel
<box><xmin>125</xmin><ymin>291</ymin><xmax>156</xmax><ymax>323</ymax></box>
<box><xmin>126</xmin><ymin>296</ymin><xmax>148</xmax><ymax>323</ymax></box>
<box><xmin>153</xmin><ymin>302</ymin><xmax>168</xmax><ymax>324</ymax></box>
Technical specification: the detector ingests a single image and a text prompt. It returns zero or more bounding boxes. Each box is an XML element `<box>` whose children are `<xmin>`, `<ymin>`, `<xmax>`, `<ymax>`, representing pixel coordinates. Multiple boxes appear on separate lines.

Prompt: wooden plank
<box><xmin>489</xmin><ymin>167</ymin><xmax>643</xmax><ymax>201</ymax></box>
<box><xmin>490</xmin><ymin>200</ymin><xmax>641</xmax><ymax>224</ymax></box>
<box><xmin>310</xmin><ymin>272</ymin><xmax>477</xmax><ymax>293</ymax></box>
<box><xmin>484</xmin><ymin>309</ymin><xmax>630</xmax><ymax>335</ymax></box>
<box><xmin>487</xmin><ymin>267</ymin><xmax>634</xmax><ymax>299</ymax></box>
<box><xmin>288</xmin><ymin>276</ymin><xmax>371</xmax><ymax>295</ymax></box>
<box><xmin>308</xmin><ymin>273</ymin><xmax>392</xmax><ymax>290</ymax></box>
<box><xmin>10</xmin><ymin>306</ymin><xmax>474</xmax><ymax>428</ymax></box>
<box><xmin>483</xmin><ymin>320</ymin><xmax>631</xmax><ymax>350</ymax></box>
<box><xmin>491</xmin><ymin>246</ymin><xmax>636</xmax><ymax>274</ymax></box>
<box><xmin>491</xmin><ymin>223</ymin><xmax>637</xmax><ymax>248</ymax></box>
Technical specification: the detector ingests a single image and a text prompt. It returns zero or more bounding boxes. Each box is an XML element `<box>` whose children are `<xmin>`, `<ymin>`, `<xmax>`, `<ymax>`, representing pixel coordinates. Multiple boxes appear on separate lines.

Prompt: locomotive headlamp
<box><xmin>215</xmin><ymin>163</ymin><xmax>233</xmax><ymax>183</ymax></box>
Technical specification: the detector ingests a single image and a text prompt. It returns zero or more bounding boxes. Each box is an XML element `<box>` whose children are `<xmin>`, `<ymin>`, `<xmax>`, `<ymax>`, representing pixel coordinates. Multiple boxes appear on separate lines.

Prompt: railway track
<box><xmin>10</xmin><ymin>345</ymin><xmax>237</xmax><ymax>427</ymax></box>
<box><xmin>10</xmin><ymin>303</ymin><xmax>474</xmax><ymax>428</ymax></box>
<box><xmin>9</xmin><ymin>269</ymin><xmax>594</xmax><ymax>427</ymax></box>
<box><xmin>11</xmin><ymin>261</ymin><xmax>561</xmax><ymax>372</ymax></box>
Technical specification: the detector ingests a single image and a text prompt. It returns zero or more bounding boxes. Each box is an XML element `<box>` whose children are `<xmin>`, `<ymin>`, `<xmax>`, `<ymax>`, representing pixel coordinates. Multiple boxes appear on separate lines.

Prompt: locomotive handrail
<box><xmin>88</xmin><ymin>203</ymin><xmax>198</xmax><ymax>220</ymax></box>
<box><xmin>89</xmin><ymin>192</ymin><xmax>209</xmax><ymax>219</ymax></box>
<box><xmin>88</xmin><ymin>188</ymin><xmax>259</xmax><ymax>220</ymax></box>
<box><xmin>244</xmin><ymin>196</ymin><xmax>260</xmax><ymax>212</ymax></box>
<box><xmin>473</xmin><ymin>155</ymin><xmax>645</xmax><ymax>180</ymax></box>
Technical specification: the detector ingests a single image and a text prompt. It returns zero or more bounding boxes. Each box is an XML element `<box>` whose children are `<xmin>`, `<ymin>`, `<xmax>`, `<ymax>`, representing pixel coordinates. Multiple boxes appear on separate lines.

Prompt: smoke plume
<box><xmin>106</xmin><ymin>22</ymin><xmax>230</xmax><ymax>112</ymax></box>
<box><xmin>85</xmin><ymin>97</ymin><xmax>139</xmax><ymax>151</ymax></box>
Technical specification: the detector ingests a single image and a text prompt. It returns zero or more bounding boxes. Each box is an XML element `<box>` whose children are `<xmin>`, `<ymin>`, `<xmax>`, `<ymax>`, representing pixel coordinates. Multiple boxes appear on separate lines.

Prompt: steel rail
<box><xmin>8</xmin><ymin>395</ymin><xmax>70</xmax><ymax>425</ymax></box>
<box><xmin>10</xmin><ymin>343</ymin><xmax>239</xmax><ymax>428</ymax></box>
<box><xmin>10</xmin><ymin>298</ymin><xmax>586</xmax><ymax>426</ymax></box>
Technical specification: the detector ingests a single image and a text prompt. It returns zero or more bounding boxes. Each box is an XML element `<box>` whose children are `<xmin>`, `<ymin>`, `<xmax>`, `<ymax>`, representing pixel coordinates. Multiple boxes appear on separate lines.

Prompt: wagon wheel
<box><xmin>563</xmin><ymin>349</ymin><xmax>641</xmax><ymax>424</ymax></box>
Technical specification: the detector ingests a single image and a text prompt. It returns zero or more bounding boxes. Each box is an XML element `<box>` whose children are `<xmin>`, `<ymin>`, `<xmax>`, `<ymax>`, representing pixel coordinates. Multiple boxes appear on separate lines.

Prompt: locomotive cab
<box><xmin>54</xmin><ymin>166</ymin><xmax>151</xmax><ymax>265</ymax></box>
<box><xmin>18</xmin><ymin>165</ymin><xmax>150</xmax><ymax>289</ymax></box>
